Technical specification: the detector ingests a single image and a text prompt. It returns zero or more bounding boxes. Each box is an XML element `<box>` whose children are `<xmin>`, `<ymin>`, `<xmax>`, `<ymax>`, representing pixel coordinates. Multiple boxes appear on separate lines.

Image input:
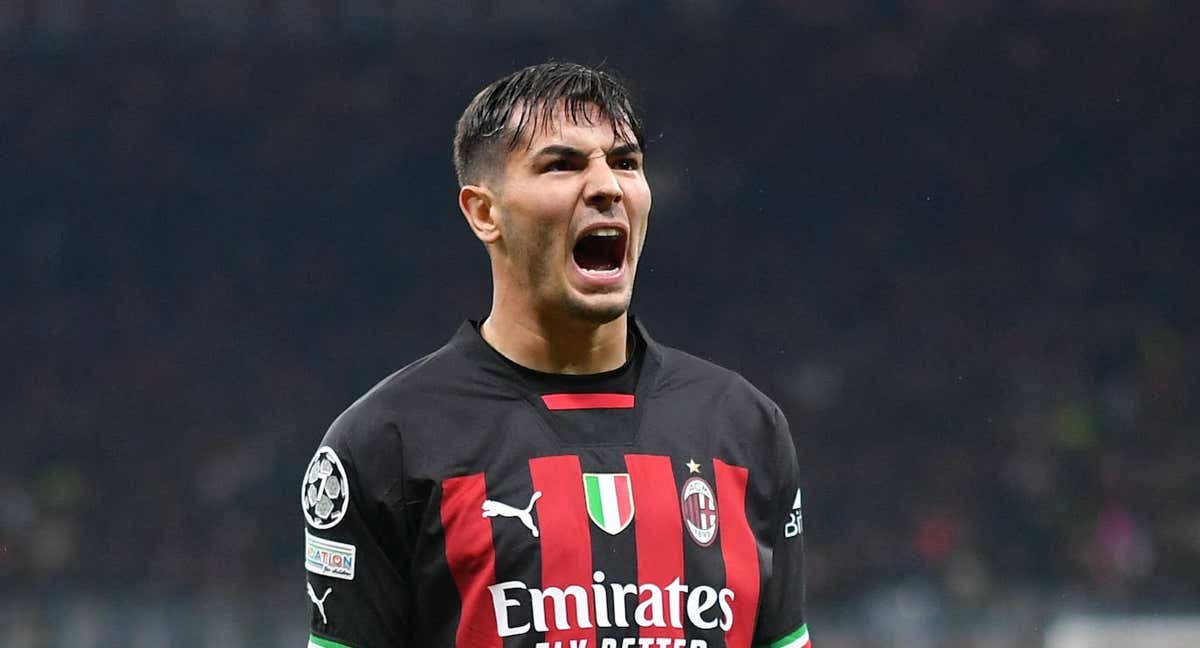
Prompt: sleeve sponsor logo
<box><xmin>305</xmin><ymin>530</ymin><xmax>356</xmax><ymax>580</ymax></box>
<box><xmin>784</xmin><ymin>487</ymin><xmax>803</xmax><ymax>539</ymax></box>
<box><xmin>302</xmin><ymin>446</ymin><xmax>350</xmax><ymax>529</ymax></box>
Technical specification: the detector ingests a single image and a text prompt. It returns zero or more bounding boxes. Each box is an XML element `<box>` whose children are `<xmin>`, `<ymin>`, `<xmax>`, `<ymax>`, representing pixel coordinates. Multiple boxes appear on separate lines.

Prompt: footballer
<box><xmin>301</xmin><ymin>61</ymin><xmax>811</xmax><ymax>648</ymax></box>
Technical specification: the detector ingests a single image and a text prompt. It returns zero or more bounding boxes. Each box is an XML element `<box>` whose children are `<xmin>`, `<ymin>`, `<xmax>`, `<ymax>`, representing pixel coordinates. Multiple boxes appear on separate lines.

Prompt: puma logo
<box><xmin>481</xmin><ymin>491</ymin><xmax>542</xmax><ymax>538</ymax></box>
<box><xmin>306</xmin><ymin>582</ymin><xmax>331</xmax><ymax>625</ymax></box>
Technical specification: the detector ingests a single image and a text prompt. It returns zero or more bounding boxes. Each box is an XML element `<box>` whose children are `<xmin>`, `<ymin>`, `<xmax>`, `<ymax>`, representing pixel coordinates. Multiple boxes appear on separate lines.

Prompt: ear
<box><xmin>458</xmin><ymin>184</ymin><xmax>502</xmax><ymax>245</ymax></box>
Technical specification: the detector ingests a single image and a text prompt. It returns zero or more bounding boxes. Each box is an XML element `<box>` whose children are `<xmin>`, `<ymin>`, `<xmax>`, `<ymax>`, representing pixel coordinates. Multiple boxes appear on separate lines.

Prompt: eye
<box><xmin>613</xmin><ymin>157</ymin><xmax>641</xmax><ymax>171</ymax></box>
<box><xmin>544</xmin><ymin>158</ymin><xmax>574</xmax><ymax>172</ymax></box>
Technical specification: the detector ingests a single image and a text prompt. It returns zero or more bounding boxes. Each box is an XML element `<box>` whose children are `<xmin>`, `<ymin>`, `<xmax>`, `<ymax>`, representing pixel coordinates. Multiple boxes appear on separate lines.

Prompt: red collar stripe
<box><xmin>541</xmin><ymin>393</ymin><xmax>635</xmax><ymax>410</ymax></box>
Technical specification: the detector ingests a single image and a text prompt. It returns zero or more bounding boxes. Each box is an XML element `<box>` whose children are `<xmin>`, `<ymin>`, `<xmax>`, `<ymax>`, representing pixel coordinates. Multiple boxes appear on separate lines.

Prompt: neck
<box><xmin>481</xmin><ymin>303</ymin><xmax>629</xmax><ymax>375</ymax></box>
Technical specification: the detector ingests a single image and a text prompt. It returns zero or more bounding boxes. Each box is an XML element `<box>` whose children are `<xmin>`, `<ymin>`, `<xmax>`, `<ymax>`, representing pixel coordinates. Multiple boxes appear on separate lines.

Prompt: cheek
<box><xmin>520</xmin><ymin>199</ymin><xmax>572</xmax><ymax>249</ymax></box>
<box><xmin>625</xmin><ymin>182</ymin><xmax>652</xmax><ymax>232</ymax></box>
<box><xmin>532</xmin><ymin>223</ymin><xmax>565</xmax><ymax>262</ymax></box>
<box><xmin>504</xmin><ymin>206</ymin><xmax>567</xmax><ymax>266</ymax></box>
<box><xmin>623</xmin><ymin>176</ymin><xmax>651</xmax><ymax>209</ymax></box>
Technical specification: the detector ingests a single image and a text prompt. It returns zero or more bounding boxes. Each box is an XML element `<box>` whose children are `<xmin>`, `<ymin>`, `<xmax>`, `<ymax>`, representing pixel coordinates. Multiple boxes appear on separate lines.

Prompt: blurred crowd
<box><xmin>4</xmin><ymin>0</ymin><xmax>1197</xmax><ymax>635</ymax></box>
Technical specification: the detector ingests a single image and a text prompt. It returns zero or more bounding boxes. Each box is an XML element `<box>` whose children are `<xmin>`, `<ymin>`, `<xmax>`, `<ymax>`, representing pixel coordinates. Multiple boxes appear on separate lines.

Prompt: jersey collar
<box><xmin>447</xmin><ymin>314</ymin><xmax>665</xmax><ymax>401</ymax></box>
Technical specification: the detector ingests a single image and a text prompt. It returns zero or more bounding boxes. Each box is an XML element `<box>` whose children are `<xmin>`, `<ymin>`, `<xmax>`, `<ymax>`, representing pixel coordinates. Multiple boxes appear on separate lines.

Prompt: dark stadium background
<box><xmin>5</xmin><ymin>2</ymin><xmax>1198</xmax><ymax>647</ymax></box>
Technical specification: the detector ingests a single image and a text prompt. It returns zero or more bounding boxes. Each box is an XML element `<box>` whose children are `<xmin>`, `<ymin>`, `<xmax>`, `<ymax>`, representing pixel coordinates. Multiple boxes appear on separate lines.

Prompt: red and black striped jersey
<box><xmin>302</xmin><ymin>318</ymin><xmax>810</xmax><ymax>648</ymax></box>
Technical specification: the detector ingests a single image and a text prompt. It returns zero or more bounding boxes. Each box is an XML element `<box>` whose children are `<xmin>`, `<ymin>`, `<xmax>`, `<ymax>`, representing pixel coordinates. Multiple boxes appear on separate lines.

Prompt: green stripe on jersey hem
<box><xmin>308</xmin><ymin>634</ymin><xmax>355</xmax><ymax>648</ymax></box>
<box><xmin>757</xmin><ymin>623</ymin><xmax>810</xmax><ymax>648</ymax></box>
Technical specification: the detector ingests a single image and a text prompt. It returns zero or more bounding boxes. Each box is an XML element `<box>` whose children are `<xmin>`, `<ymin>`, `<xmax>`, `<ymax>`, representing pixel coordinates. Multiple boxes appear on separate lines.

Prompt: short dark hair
<box><xmin>453</xmin><ymin>61</ymin><xmax>645</xmax><ymax>186</ymax></box>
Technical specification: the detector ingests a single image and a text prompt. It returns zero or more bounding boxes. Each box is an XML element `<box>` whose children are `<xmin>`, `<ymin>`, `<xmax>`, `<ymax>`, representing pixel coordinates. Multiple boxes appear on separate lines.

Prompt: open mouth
<box><xmin>572</xmin><ymin>226</ymin><xmax>627</xmax><ymax>274</ymax></box>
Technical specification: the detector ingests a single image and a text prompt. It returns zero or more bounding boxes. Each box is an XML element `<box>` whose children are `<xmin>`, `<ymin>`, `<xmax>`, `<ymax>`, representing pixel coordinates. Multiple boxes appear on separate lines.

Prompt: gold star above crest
<box><xmin>686</xmin><ymin>459</ymin><xmax>701</xmax><ymax>474</ymax></box>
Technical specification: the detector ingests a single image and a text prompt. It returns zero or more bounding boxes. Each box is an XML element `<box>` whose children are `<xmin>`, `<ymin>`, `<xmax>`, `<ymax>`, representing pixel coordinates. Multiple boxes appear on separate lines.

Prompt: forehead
<box><xmin>507</xmin><ymin>100</ymin><xmax>637</xmax><ymax>151</ymax></box>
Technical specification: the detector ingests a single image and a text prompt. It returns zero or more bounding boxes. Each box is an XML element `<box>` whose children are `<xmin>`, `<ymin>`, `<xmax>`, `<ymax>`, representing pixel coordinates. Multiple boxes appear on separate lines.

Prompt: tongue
<box><xmin>574</xmin><ymin>235</ymin><xmax>620</xmax><ymax>271</ymax></box>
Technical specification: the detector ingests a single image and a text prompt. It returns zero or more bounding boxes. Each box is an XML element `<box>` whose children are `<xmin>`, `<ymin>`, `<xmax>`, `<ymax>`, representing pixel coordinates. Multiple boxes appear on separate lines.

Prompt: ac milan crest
<box><xmin>681</xmin><ymin>476</ymin><xmax>718</xmax><ymax>546</ymax></box>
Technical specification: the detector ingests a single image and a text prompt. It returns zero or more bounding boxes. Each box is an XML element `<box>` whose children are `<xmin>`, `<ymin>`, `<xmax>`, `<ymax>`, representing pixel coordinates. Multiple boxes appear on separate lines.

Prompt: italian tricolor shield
<box><xmin>582</xmin><ymin>473</ymin><xmax>635</xmax><ymax>534</ymax></box>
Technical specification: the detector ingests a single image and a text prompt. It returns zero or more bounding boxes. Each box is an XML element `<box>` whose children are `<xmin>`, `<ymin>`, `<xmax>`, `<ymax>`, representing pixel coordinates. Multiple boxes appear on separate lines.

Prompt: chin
<box><xmin>564</xmin><ymin>293</ymin><xmax>630</xmax><ymax>324</ymax></box>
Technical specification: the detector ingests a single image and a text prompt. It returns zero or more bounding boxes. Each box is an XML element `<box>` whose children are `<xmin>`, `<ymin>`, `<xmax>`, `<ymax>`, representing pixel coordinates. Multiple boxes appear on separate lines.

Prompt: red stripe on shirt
<box><xmin>614</xmin><ymin>473</ymin><xmax>633</xmax><ymax>524</ymax></box>
<box><xmin>529</xmin><ymin>455</ymin><xmax>596</xmax><ymax>646</ymax></box>
<box><xmin>541</xmin><ymin>393</ymin><xmax>635</xmax><ymax>410</ymax></box>
<box><xmin>440</xmin><ymin>473</ymin><xmax>501</xmax><ymax>648</ymax></box>
<box><xmin>714</xmin><ymin>459</ymin><xmax>760</xmax><ymax>648</ymax></box>
<box><xmin>626</xmin><ymin>454</ymin><xmax>685</xmax><ymax>638</ymax></box>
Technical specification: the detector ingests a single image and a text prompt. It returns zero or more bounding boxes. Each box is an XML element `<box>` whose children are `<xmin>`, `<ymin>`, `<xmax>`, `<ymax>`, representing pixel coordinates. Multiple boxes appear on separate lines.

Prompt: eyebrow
<box><xmin>608</xmin><ymin>142</ymin><xmax>643</xmax><ymax>157</ymax></box>
<box><xmin>531</xmin><ymin>142</ymin><xmax>643</xmax><ymax>159</ymax></box>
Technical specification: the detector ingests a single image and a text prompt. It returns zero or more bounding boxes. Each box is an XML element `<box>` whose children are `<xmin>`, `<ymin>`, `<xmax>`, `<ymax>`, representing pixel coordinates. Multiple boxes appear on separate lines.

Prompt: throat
<box><xmin>479</xmin><ymin>314</ymin><xmax>631</xmax><ymax>375</ymax></box>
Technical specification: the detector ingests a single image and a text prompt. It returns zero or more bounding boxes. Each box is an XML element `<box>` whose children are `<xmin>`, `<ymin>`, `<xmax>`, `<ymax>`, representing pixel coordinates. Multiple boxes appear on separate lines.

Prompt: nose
<box><xmin>583</xmin><ymin>158</ymin><xmax>622</xmax><ymax>210</ymax></box>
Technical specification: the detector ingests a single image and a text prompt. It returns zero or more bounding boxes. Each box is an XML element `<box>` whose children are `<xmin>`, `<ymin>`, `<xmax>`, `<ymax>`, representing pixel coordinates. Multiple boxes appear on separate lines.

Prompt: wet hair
<box><xmin>453</xmin><ymin>61</ymin><xmax>645</xmax><ymax>186</ymax></box>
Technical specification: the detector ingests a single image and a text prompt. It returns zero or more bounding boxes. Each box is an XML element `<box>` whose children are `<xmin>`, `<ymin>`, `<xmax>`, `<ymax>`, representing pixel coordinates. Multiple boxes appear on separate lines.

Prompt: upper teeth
<box><xmin>591</xmin><ymin>228</ymin><xmax>620</xmax><ymax>237</ymax></box>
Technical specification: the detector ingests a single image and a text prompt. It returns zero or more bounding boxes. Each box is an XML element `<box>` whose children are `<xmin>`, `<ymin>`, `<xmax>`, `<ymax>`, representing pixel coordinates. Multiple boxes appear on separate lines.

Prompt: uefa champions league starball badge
<box><xmin>302</xmin><ymin>446</ymin><xmax>350</xmax><ymax>529</ymax></box>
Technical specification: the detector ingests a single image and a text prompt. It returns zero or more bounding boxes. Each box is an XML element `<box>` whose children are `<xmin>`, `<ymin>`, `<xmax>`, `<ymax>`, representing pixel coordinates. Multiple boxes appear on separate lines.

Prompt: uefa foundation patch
<box><xmin>305</xmin><ymin>530</ymin><xmax>357</xmax><ymax>580</ymax></box>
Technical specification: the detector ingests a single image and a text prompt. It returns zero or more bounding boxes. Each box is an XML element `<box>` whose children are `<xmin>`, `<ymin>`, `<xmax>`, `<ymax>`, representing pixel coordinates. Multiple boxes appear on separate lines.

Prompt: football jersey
<box><xmin>302</xmin><ymin>318</ymin><xmax>810</xmax><ymax>648</ymax></box>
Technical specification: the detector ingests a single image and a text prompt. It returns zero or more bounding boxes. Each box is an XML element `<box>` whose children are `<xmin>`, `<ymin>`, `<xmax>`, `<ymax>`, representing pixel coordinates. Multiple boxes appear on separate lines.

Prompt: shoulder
<box><xmin>309</xmin><ymin>333</ymin><xmax>489</xmax><ymax>502</ymax></box>
<box><xmin>652</xmin><ymin>341</ymin><xmax>786</xmax><ymax>428</ymax></box>
<box><xmin>648</xmin><ymin>333</ymin><xmax>795</xmax><ymax>474</ymax></box>
<box><xmin>323</xmin><ymin>335</ymin><xmax>479</xmax><ymax>448</ymax></box>
<box><xmin>649</xmin><ymin>338</ymin><xmax>800</xmax><ymax>505</ymax></box>
<box><xmin>651</xmin><ymin>338</ymin><xmax>798</xmax><ymax>503</ymax></box>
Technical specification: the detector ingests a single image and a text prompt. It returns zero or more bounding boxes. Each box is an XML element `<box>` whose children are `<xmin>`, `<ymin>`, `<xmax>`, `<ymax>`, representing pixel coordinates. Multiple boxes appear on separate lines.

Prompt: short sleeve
<box><xmin>752</xmin><ymin>407</ymin><xmax>812</xmax><ymax>648</ymax></box>
<box><xmin>302</xmin><ymin>406</ymin><xmax>411</xmax><ymax>648</ymax></box>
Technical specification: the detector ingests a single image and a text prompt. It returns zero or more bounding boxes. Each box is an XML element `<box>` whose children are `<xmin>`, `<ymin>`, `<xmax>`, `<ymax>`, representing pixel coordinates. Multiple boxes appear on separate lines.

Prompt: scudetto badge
<box><xmin>681</xmin><ymin>476</ymin><xmax>719</xmax><ymax>546</ymax></box>
<box><xmin>302</xmin><ymin>446</ymin><xmax>350</xmax><ymax>529</ymax></box>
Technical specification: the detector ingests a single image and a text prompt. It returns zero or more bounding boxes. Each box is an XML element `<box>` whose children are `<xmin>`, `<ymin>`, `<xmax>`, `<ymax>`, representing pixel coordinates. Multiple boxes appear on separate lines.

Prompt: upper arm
<box><xmin>752</xmin><ymin>406</ymin><xmax>811</xmax><ymax>648</ymax></box>
<box><xmin>303</xmin><ymin>408</ymin><xmax>411</xmax><ymax>648</ymax></box>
